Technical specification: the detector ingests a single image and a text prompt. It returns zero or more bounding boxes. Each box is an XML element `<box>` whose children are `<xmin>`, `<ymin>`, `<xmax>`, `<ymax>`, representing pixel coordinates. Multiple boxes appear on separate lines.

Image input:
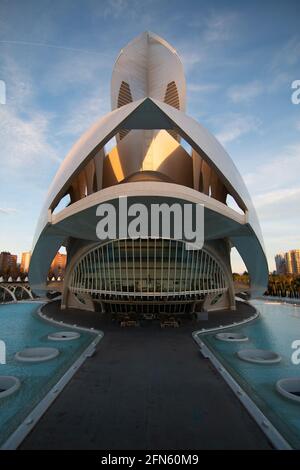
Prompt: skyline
<box><xmin>1</xmin><ymin>0</ymin><xmax>300</xmax><ymax>272</ymax></box>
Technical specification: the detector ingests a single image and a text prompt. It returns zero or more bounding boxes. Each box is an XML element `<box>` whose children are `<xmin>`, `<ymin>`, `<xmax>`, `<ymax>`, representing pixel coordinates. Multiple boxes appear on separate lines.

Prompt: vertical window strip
<box><xmin>218</xmin><ymin>267</ymin><xmax>222</xmax><ymax>289</ymax></box>
<box><xmin>217</xmin><ymin>266</ymin><xmax>221</xmax><ymax>291</ymax></box>
<box><xmin>208</xmin><ymin>256</ymin><xmax>212</xmax><ymax>292</ymax></box>
<box><xmin>184</xmin><ymin>248</ymin><xmax>190</xmax><ymax>294</ymax></box>
<box><xmin>73</xmin><ymin>265</ymin><xmax>77</xmax><ymax>291</ymax></box>
<box><xmin>198</xmin><ymin>249</ymin><xmax>203</xmax><ymax>292</ymax></box>
<box><xmin>112</xmin><ymin>241</ymin><xmax>117</xmax><ymax>292</ymax></box>
<box><xmin>101</xmin><ymin>246</ymin><xmax>107</xmax><ymax>292</ymax></box>
<box><xmin>88</xmin><ymin>252</ymin><xmax>92</xmax><ymax>290</ymax></box>
<box><xmin>80</xmin><ymin>258</ymin><xmax>84</xmax><ymax>291</ymax></box>
<box><xmin>212</xmin><ymin>258</ymin><xmax>216</xmax><ymax>291</ymax></box>
<box><xmin>132</xmin><ymin>239</ymin><xmax>135</xmax><ymax>296</ymax></box>
<box><xmin>189</xmin><ymin>248</ymin><xmax>195</xmax><ymax>293</ymax></box>
<box><xmin>118</xmin><ymin>240</ymin><xmax>122</xmax><ymax>294</ymax></box>
<box><xmin>98</xmin><ymin>247</ymin><xmax>103</xmax><ymax>292</ymax></box>
<box><xmin>85</xmin><ymin>254</ymin><xmax>90</xmax><ymax>290</ymax></box>
<box><xmin>203</xmin><ymin>251</ymin><xmax>207</xmax><ymax>292</ymax></box>
<box><xmin>146</xmin><ymin>238</ymin><xmax>149</xmax><ymax>294</ymax></box>
<box><xmin>179</xmin><ymin>242</ymin><xmax>184</xmax><ymax>293</ymax></box>
<box><xmin>78</xmin><ymin>261</ymin><xmax>82</xmax><ymax>291</ymax></box>
<box><xmin>82</xmin><ymin>256</ymin><xmax>86</xmax><ymax>291</ymax></box>
<box><xmin>125</xmin><ymin>239</ymin><xmax>129</xmax><ymax>296</ymax></box>
<box><xmin>160</xmin><ymin>239</ymin><xmax>164</xmax><ymax>296</ymax></box>
<box><xmin>154</xmin><ymin>238</ymin><xmax>157</xmax><ymax>295</ymax></box>
<box><xmin>194</xmin><ymin>249</ymin><xmax>200</xmax><ymax>293</ymax></box>
<box><xmin>91</xmin><ymin>249</ymin><xmax>95</xmax><ymax>291</ymax></box>
<box><xmin>139</xmin><ymin>238</ymin><xmax>142</xmax><ymax>296</ymax></box>
<box><xmin>167</xmin><ymin>240</ymin><xmax>171</xmax><ymax>297</ymax></box>
<box><xmin>173</xmin><ymin>240</ymin><xmax>178</xmax><ymax>295</ymax></box>
<box><xmin>106</xmin><ymin>244</ymin><xmax>110</xmax><ymax>292</ymax></box>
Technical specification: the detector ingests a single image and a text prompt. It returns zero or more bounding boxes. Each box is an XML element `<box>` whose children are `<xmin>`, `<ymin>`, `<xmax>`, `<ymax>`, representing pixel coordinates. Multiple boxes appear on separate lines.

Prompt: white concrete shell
<box><xmin>29</xmin><ymin>32</ymin><xmax>268</xmax><ymax>307</ymax></box>
<box><xmin>111</xmin><ymin>31</ymin><xmax>186</xmax><ymax>111</ymax></box>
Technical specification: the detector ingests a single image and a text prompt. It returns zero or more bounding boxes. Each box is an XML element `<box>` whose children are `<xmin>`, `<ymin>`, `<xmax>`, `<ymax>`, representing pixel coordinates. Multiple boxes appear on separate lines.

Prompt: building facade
<box><xmin>285</xmin><ymin>249</ymin><xmax>300</xmax><ymax>275</ymax></box>
<box><xmin>275</xmin><ymin>250</ymin><xmax>300</xmax><ymax>275</ymax></box>
<box><xmin>50</xmin><ymin>252</ymin><xmax>67</xmax><ymax>277</ymax></box>
<box><xmin>29</xmin><ymin>32</ymin><xmax>268</xmax><ymax>315</ymax></box>
<box><xmin>20</xmin><ymin>251</ymin><xmax>31</xmax><ymax>273</ymax></box>
<box><xmin>0</xmin><ymin>251</ymin><xmax>17</xmax><ymax>275</ymax></box>
<box><xmin>275</xmin><ymin>253</ymin><xmax>287</xmax><ymax>275</ymax></box>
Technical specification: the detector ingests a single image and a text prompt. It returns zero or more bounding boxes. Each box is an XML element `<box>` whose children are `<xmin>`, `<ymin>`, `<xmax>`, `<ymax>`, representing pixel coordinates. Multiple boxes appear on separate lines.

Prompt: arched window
<box><xmin>117</xmin><ymin>81</ymin><xmax>133</xmax><ymax>140</ymax></box>
<box><xmin>164</xmin><ymin>81</ymin><xmax>180</xmax><ymax>141</ymax></box>
<box><xmin>164</xmin><ymin>81</ymin><xmax>180</xmax><ymax>109</ymax></box>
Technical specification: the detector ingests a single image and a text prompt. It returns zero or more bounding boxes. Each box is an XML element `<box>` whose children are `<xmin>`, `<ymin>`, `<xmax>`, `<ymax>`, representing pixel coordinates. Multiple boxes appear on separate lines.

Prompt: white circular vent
<box><xmin>48</xmin><ymin>331</ymin><xmax>80</xmax><ymax>341</ymax></box>
<box><xmin>276</xmin><ymin>378</ymin><xmax>300</xmax><ymax>403</ymax></box>
<box><xmin>216</xmin><ymin>332</ymin><xmax>248</xmax><ymax>342</ymax></box>
<box><xmin>237</xmin><ymin>349</ymin><xmax>281</xmax><ymax>364</ymax></box>
<box><xmin>0</xmin><ymin>376</ymin><xmax>21</xmax><ymax>398</ymax></box>
<box><xmin>15</xmin><ymin>347</ymin><xmax>59</xmax><ymax>363</ymax></box>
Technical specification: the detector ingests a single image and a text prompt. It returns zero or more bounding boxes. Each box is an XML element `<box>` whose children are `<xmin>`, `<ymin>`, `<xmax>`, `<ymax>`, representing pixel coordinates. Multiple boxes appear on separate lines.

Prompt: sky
<box><xmin>0</xmin><ymin>0</ymin><xmax>299</xmax><ymax>273</ymax></box>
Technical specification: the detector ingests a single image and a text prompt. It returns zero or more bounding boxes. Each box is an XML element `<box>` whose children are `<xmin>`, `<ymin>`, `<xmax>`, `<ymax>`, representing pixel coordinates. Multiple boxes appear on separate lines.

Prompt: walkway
<box><xmin>21</xmin><ymin>302</ymin><xmax>271</xmax><ymax>449</ymax></box>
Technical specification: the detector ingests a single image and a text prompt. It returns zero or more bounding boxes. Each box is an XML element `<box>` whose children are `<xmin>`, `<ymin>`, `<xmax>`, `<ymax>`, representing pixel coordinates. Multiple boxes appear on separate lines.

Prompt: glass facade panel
<box><xmin>70</xmin><ymin>239</ymin><xmax>228</xmax><ymax>303</ymax></box>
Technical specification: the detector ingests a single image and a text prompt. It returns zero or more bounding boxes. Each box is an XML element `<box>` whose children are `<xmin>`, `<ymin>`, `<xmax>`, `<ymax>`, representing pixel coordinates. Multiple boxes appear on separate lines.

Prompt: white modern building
<box><xmin>29</xmin><ymin>32</ymin><xmax>268</xmax><ymax>315</ymax></box>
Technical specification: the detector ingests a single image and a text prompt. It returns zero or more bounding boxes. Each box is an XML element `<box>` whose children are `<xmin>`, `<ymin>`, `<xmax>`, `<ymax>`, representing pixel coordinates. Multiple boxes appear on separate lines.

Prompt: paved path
<box><xmin>21</xmin><ymin>305</ymin><xmax>271</xmax><ymax>449</ymax></box>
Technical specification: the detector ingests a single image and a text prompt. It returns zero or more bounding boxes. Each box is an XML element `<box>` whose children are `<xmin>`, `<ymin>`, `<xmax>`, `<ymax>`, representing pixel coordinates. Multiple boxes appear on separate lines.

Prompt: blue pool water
<box><xmin>0</xmin><ymin>302</ymin><xmax>97</xmax><ymax>447</ymax></box>
<box><xmin>198</xmin><ymin>299</ymin><xmax>300</xmax><ymax>449</ymax></box>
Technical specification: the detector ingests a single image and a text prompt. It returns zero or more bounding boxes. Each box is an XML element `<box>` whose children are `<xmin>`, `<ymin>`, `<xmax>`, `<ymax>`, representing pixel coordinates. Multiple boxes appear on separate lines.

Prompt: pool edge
<box><xmin>192</xmin><ymin>304</ymin><xmax>292</xmax><ymax>450</ymax></box>
<box><xmin>1</xmin><ymin>302</ymin><xmax>104</xmax><ymax>450</ymax></box>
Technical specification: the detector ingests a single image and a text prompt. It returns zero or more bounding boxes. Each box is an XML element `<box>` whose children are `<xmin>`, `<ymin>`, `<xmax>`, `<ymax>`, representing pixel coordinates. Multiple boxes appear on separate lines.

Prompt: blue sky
<box><xmin>0</xmin><ymin>0</ymin><xmax>299</xmax><ymax>272</ymax></box>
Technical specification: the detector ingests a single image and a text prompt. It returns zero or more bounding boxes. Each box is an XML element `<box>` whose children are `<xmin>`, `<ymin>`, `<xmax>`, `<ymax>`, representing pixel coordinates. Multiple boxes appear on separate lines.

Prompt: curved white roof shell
<box><xmin>111</xmin><ymin>31</ymin><xmax>186</xmax><ymax>111</ymax></box>
<box><xmin>29</xmin><ymin>33</ymin><xmax>268</xmax><ymax>298</ymax></box>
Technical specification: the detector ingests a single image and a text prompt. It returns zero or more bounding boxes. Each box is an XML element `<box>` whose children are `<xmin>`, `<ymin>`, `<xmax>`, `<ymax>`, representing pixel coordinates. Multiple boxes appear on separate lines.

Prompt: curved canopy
<box><xmin>30</xmin><ymin>98</ymin><xmax>268</xmax><ymax>297</ymax></box>
<box><xmin>32</xmin><ymin>98</ymin><xmax>264</xmax><ymax>248</ymax></box>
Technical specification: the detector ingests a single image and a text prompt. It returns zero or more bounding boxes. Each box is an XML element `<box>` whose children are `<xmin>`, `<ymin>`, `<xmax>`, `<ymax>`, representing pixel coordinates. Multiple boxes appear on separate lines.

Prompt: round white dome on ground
<box><xmin>48</xmin><ymin>331</ymin><xmax>80</xmax><ymax>341</ymax></box>
<box><xmin>276</xmin><ymin>378</ymin><xmax>300</xmax><ymax>403</ymax></box>
<box><xmin>15</xmin><ymin>347</ymin><xmax>59</xmax><ymax>363</ymax></box>
<box><xmin>216</xmin><ymin>332</ymin><xmax>248</xmax><ymax>342</ymax></box>
<box><xmin>237</xmin><ymin>349</ymin><xmax>281</xmax><ymax>364</ymax></box>
<box><xmin>0</xmin><ymin>376</ymin><xmax>21</xmax><ymax>398</ymax></box>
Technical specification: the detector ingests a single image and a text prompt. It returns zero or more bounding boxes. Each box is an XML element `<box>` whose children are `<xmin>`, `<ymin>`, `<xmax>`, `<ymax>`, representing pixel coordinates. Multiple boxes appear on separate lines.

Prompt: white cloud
<box><xmin>0</xmin><ymin>207</ymin><xmax>17</xmax><ymax>215</ymax></box>
<box><xmin>215</xmin><ymin>114</ymin><xmax>259</xmax><ymax>144</ymax></box>
<box><xmin>188</xmin><ymin>83</ymin><xmax>220</xmax><ymax>93</ymax></box>
<box><xmin>0</xmin><ymin>106</ymin><xmax>59</xmax><ymax>169</ymax></box>
<box><xmin>180</xmin><ymin>50</ymin><xmax>206</xmax><ymax>72</ymax></box>
<box><xmin>272</xmin><ymin>37</ymin><xmax>300</xmax><ymax>70</ymax></box>
<box><xmin>253</xmin><ymin>187</ymin><xmax>300</xmax><ymax>209</ymax></box>
<box><xmin>203</xmin><ymin>12</ymin><xmax>238</xmax><ymax>43</ymax></box>
<box><xmin>243</xmin><ymin>145</ymin><xmax>300</xmax><ymax>268</ymax></box>
<box><xmin>228</xmin><ymin>80</ymin><xmax>264</xmax><ymax>103</ymax></box>
<box><xmin>94</xmin><ymin>0</ymin><xmax>143</xmax><ymax>20</ymax></box>
<box><xmin>245</xmin><ymin>143</ymin><xmax>300</xmax><ymax>192</ymax></box>
<box><xmin>0</xmin><ymin>55</ymin><xmax>59</xmax><ymax>171</ymax></box>
<box><xmin>2</xmin><ymin>55</ymin><xmax>34</xmax><ymax>109</ymax></box>
<box><xmin>43</xmin><ymin>52</ymin><xmax>110</xmax><ymax>92</ymax></box>
<box><xmin>227</xmin><ymin>75</ymin><xmax>291</xmax><ymax>104</ymax></box>
<box><xmin>180</xmin><ymin>11</ymin><xmax>240</xmax><ymax>74</ymax></box>
<box><xmin>58</xmin><ymin>90</ymin><xmax>110</xmax><ymax>137</ymax></box>
<box><xmin>102</xmin><ymin>0</ymin><xmax>133</xmax><ymax>19</ymax></box>
<box><xmin>252</xmin><ymin>188</ymin><xmax>300</xmax><ymax>226</ymax></box>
